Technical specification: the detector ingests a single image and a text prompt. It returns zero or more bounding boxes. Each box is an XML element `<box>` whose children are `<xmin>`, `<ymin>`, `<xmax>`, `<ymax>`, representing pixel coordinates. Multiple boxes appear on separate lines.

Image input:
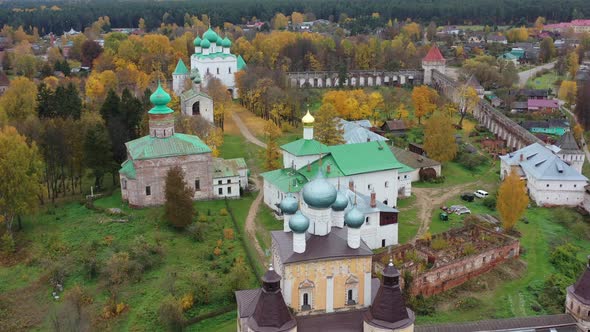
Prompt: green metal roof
<box><xmin>237</xmin><ymin>55</ymin><xmax>246</xmax><ymax>71</ymax></box>
<box><xmin>326</xmin><ymin>141</ymin><xmax>403</xmax><ymax>175</ymax></box>
<box><xmin>261</xmin><ymin>168</ymin><xmax>308</xmax><ymax>193</ymax></box>
<box><xmin>126</xmin><ymin>133</ymin><xmax>211</xmax><ymax>160</ymax></box>
<box><xmin>119</xmin><ymin>160</ymin><xmax>136</xmax><ymax>179</ymax></box>
<box><xmin>226</xmin><ymin>157</ymin><xmax>247</xmax><ymax>169</ymax></box>
<box><xmin>180</xmin><ymin>88</ymin><xmax>212</xmax><ymax>101</ymax></box>
<box><xmin>212</xmin><ymin>158</ymin><xmax>248</xmax><ymax>178</ymax></box>
<box><xmin>281</xmin><ymin>138</ymin><xmax>328</xmax><ymax>157</ymax></box>
<box><xmin>173</xmin><ymin>59</ymin><xmax>189</xmax><ymax>75</ymax></box>
<box><xmin>192</xmin><ymin>53</ymin><xmax>236</xmax><ymax>60</ymax></box>
<box><xmin>299</xmin><ymin>155</ymin><xmax>346</xmax><ymax>180</ymax></box>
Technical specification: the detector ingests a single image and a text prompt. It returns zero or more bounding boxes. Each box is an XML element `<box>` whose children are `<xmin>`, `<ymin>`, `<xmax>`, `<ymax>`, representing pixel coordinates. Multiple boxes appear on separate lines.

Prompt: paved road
<box><xmin>518</xmin><ymin>61</ymin><xmax>556</xmax><ymax>87</ymax></box>
<box><xmin>231</xmin><ymin>112</ymin><xmax>267</xmax><ymax>149</ymax></box>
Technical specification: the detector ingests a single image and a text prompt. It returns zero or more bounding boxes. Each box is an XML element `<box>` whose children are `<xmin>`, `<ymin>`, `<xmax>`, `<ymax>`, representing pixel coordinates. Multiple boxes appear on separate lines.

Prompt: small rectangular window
<box><xmin>228</xmin><ymin>187</ymin><xmax>232</xmax><ymax>194</ymax></box>
<box><xmin>207</xmin><ymin>68</ymin><xmax>210</xmax><ymax>74</ymax></box>
<box><xmin>195</xmin><ymin>179</ymin><xmax>200</xmax><ymax>191</ymax></box>
<box><xmin>229</xmin><ymin>67</ymin><xmax>232</xmax><ymax>74</ymax></box>
<box><xmin>218</xmin><ymin>180</ymin><xmax>222</xmax><ymax>185</ymax></box>
<box><xmin>227</xmin><ymin>179</ymin><xmax>231</xmax><ymax>184</ymax></box>
<box><xmin>122</xmin><ymin>179</ymin><xmax>127</xmax><ymax>190</ymax></box>
<box><xmin>146</xmin><ymin>186</ymin><xmax>151</xmax><ymax>196</ymax></box>
<box><xmin>219</xmin><ymin>187</ymin><xmax>223</xmax><ymax>195</ymax></box>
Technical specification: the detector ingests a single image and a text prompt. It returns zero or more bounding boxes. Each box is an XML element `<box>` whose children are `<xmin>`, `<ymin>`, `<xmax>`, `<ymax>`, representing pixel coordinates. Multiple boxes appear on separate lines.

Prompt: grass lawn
<box><xmin>417</xmin><ymin>206</ymin><xmax>590</xmax><ymax>324</ymax></box>
<box><xmin>188</xmin><ymin>310</ymin><xmax>237</xmax><ymax>332</ymax></box>
<box><xmin>0</xmin><ymin>190</ymin><xmax>260</xmax><ymax>331</ymax></box>
<box><xmin>398</xmin><ymin>207</ymin><xmax>420</xmax><ymax>244</ymax></box>
<box><xmin>414</xmin><ymin>159</ymin><xmax>499</xmax><ymax>189</ymax></box>
<box><xmin>255</xmin><ymin>204</ymin><xmax>283</xmax><ymax>253</ymax></box>
<box><xmin>526</xmin><ymin>72</ymin><xmax>564</xmax><ymax>91</ymax></box>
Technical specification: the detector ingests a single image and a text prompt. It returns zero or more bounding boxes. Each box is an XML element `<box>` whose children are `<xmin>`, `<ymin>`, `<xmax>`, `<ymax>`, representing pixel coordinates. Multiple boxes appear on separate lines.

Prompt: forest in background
<box><xmin>0</xmin><ymin>0</ymin><xmax>590</xmax><ymax>34</ymax></box>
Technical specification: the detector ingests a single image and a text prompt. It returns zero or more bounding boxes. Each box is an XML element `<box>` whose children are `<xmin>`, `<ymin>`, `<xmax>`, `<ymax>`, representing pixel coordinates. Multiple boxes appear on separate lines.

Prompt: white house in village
<box><xmin>500</xmin><ymin>143</ymin><xmax>588</xmax><ymax>207</ymax></box>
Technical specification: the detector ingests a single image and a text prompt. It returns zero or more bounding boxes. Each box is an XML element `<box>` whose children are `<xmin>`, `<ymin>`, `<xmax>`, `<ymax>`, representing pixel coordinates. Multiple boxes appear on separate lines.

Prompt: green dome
<box><xmin>148</xmin><ymin>82</ymin><xmax>173</xmax><ymax>114</ymax></box>
<box><xmin>193</xmin><ymin>36</ymin><xmax>202</xmax><ymax>46</ymax></box>
<box><xmin>345</xmin><ymin>206</ymin><xmax>364</xmax><ymax>229</ymax></box>
<box><xmin>331</xmin><ymin>191</ymin><xmax>349</xmax><ymax>211</ymax></box>
<box><xmin>200</xmin><ymin>38</ymin><xmax>211</xmax><ymax>49</ymax></box>
<box><xmin>203</xmin><ymin>28</ymin><xmax>219</xmax><ymax>43</ymax></box>
<box><xmin>302</xmin><ymin>170</ymin><xmax>337</xmax><ymax>209</ymax></box>
<box><xmin>279</xmin><ymin>194</ymin><xmax>299</xmax><ymax>215</ymax></box>
<box><xmin>192</xmin><ymin>73</ymin><xmax>201</xmax><ymax>84</ymax></box>
<box><xmin>221</xmin><ymin>37</ymin><xmax>231</xmax><ymax>48</ymax></box>
<box><xmin>289</xmin><ymin>211</ymin><xmax>309</xmax><ymax>233</ymax></box>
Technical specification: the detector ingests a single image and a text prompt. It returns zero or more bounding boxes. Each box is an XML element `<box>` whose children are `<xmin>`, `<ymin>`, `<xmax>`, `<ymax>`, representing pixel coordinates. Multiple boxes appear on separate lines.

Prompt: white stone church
<box><xmin>172</xmin><ymin>28</ymin><xmax>247</xmax><ymax>124</ymax></box>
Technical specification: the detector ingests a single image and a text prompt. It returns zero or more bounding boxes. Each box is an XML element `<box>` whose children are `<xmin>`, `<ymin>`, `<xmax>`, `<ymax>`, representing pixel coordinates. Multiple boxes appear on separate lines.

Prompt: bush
<box><xmin>550</xmin><ymin>243</ymin><xmax>583</xmax><ymax>279</ymax></box>
<box><xmin>456</xmin><ymin>151</ymin><xmax>487</xmax><ymax>171</ymax></box>
<box><xmin>187</xmin><ymin>222</ymin><xmax>207</xmax><ymax>242</ymax></box>
<box><xmin>456</xmin><ymin>296</ymin><xmax>481</xmax><ymax>311</ymax></box>
<box><xmin>219</xmin><ymin>208</ymin><xmax>229</xmax><ymax>216</ymax></box>
<box><xmin>180</xmin><ymin>293</ymin><xmax>194</xmax><ymax>311</ymax></box>
<box><xmin>102</xmin><ymin>252</ymin><xmax>142</xmax><ymax>286</ymax></box>
<box><xmin>462</xmin><ymin>243</ymin><xmax>476</xmax><ymax>256</ymax></box>
<box><xmin>409</xmin><ymin>295</ymin><xmax>437</xmax><ymax>316</ymax></box>
<box><xmin>419</xmin><ymin>167</ymin><xmax>437</xmax><ymax>181</ymax></box>
<box><xmin>158</xmin><ymin>295</ymin><xmax>185</xmax><ymax>331</ymax></box>
<box><xmin>483</xmin><ymin>195</ymin><xmax>496</xmax><ymax>210</ymax></box>
<box><xmin>130</xmin><ymin>235</ymin><xmax>163</xmax><ymax>271</ymax></box>
<box><xmin>431</xmin><ymin>238</ymin><xmax>449</xmax><ymax>250</ymax></box>
<box><xmin>223</xmin><ymin>228</ymin><xmax>235</xmax><ymax>240</ymax></box>
<box><xmin>0</xmin><ymin>233</ymin><xmax>15</xmax><ymax>255</ymax></box>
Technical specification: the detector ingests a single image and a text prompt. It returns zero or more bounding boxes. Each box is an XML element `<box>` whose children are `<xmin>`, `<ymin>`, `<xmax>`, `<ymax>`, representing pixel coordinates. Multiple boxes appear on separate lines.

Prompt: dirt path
<box><xmin>229</xmin><ymin>109</ymin><xmax>267</xmax><ymax>262</ymax></box>
<box><xmin>231</xmin><ymin>111</ymin><xmax>267</xmax><ymax>149</ymax></box>
<box><xmin>411</xmin><ymin>181</ymin><xmax>482</xmax><ymax>241</ymax></box>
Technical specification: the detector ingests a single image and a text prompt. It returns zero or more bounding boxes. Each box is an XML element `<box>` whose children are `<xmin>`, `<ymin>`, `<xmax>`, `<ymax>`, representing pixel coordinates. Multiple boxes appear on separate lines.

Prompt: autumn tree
<box><xmin>263</xmin><ymin>120</ymin><xmax>282</xmax><ymax>170</ymax></box>
<box><xmin>458</xmin><ymin>85</ymin><xmax>479</xmax><ymax>127</ymax></box>
<box><xmin>0</xmin><ymin>76</ymin><xmax>38</xmax><ymax>121</ymax></box>
<box><xmin>558</xmin><ymin>80</ymin><xmax>577</xmax><ymax>105</ymax></box>
<box><xmin>291</xmin><ymin>12</ymin><xmax>304</xmax><ymax>26</ymax></box>
<box><xmin>164</xmin><ymin>166</ymin><xmax>195</xmax><ymax>229</ymax></box>
<box><xmin>315</xmin><ymin>104</ymin><xmax>344</xmax><ymax>145</ymax></box>
<box><xmin>81</xmin><ymin>40</ymin><xmax>103</xmax><ymax>67</ymax></box>
<box><xmin>394</xmin><ymin>103</ymin><xmax>409</xmax><ymax>120</ymax></box>
<box><xmin>411</xmin><ymin>85</ymin><xmax>438</xmax><ymax>124</ymax></box>
<box><xmin>272</xmin><ymin>13</ymin><xmax>288</xmax><ymax>30</ymax></box>
<box><xmin>0</xmin><ymin>126</ymin><xmax>43</xmax><ymax>240</ymax></box>
<box><xmin>573</xmin><ymin>123</ymin><xmax>584</xmax><ymax>142</ymax></box>
<box><xmin>568</xmin><ymin>52</ymin><xmax>580</xmax><ymax>79</ymax></box>
<box><xmin>423</xmin><ymin>111</ymin><xmax>457</xmax><ymax>163</ymax></box>
<box><xmin>497</xmin><ymin>169</ymin><xmax>529</xmax><ymax>232</ymax></box>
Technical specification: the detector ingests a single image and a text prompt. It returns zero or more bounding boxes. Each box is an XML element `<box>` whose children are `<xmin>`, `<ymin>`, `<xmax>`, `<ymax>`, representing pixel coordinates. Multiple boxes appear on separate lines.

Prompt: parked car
<box><xmin>461</xmin><ymin>193</ymin><xmax>475</xmax><ymax>202</ymax></box>
<box><xmin>474</xmin><ymin>190</ymin><xmax>489</xmax><ymax>198</ymax></box>
<box><xmin>448</xmin><ymin>205</ymin><xmax>471</xmax><ymax>215</ymax></box>
<box><xmin>455</xmin><ymin>207</ymin><xmax>471</xmax><ymax>215</ymax></box>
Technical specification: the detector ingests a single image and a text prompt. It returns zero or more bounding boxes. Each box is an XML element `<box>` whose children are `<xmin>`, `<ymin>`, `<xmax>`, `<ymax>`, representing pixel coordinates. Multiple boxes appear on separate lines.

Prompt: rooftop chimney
<box><xmin>327</xmin><ymin>164</ymin><xmax>331</xmax><ymax>174</ymax></box>
<box><xmin>349</xmin><ymin>180</ymin><xmax>354</xmax><ymax>192</ymax></box>
<box><xmin>520</xmin><ymin>154</ymin><xmax>524</xmax><ymax>162</ymax></box>
<box><xmin>370</xmin><ymin>191</ymin><xmax>377</xmax><ymax>208</ymax></box>
<box><xmin>307</xmin><ymin>161</ymin><xmax>311</xmax><ymax>172</ymax></box>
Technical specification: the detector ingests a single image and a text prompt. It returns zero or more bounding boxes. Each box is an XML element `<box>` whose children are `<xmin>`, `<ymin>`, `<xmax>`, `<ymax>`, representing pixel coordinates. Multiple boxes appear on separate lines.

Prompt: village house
<box><xmin>339</xmin><ymin>119</ymin><xmax>388</xmax><ymax>144</ymax></box>
<box><xmin>380</xmin><ymin>120</ymin><xmax>408</xmax><ymax>135</ymax></box>
<box><xmin>500</xmin><ymin>143</ymin><xmax>587</xmax><ymax>207</ymax></box>
<box><xmin>389</xmin><ymin>146</ymin><xmax>442</xmax><ymax>182</ymax></box>
<box><xmin>527</xmin><ymin>98</ymin><xmax>559</xmax><ymax>112</ymax></box>
<box><xmin>119</xmin><ymin>83</ymin><xmax>248</xmax><ymax>207</ymax></box>
<box><xmin>486</xmin><ymin>34</ymin><xmax>508</xmax><ymax>44</ymax></box>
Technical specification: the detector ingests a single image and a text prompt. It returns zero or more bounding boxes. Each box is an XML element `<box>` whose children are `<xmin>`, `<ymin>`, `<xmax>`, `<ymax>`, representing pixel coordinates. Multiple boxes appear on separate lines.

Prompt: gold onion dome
<box><xmin>302</xmin><ymin>110</ymin><xmax>315</xmax><ymax>125</ymax></box>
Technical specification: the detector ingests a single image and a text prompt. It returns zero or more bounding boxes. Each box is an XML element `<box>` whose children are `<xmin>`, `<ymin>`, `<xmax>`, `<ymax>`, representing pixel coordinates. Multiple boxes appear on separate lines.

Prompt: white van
<box><xmin>474</xmin><ymin>190</ymin><xmax>488</xmax><ymax>198</ymax></box>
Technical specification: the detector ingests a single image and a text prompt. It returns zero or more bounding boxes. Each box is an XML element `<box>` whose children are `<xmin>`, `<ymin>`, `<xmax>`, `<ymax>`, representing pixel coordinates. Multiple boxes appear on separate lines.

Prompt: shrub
<box><xmin>219</xmin><ymin>208</ymin><xmax>229</xmax><ymax>216</ymax></box>
<box><xmin>0</xmin><ymin>233</ymin><xmax>15</xmax><ymax>255</ymax></box>
<box><xmin>130</xmin><ymin>235</ymin><xmax>163</xmax><ymax>271</ymax></box>
<box><xmin>456</xmin><ymin>296</ymin><xmax>481</xmax><ymax>311</ymax></box>
<box><xmin>180</xmin><ymin>293</ymin><xmax>194</xmax><ymax>311</ymax></box>
<box><xmin>462</xmin><ymin>243</ymin><xmax>476</xmax><ymax>256</ymax></box>
<box><xmin>213</xmin><ymin>247</ymin><xmax>222</xmax><ymax>256</ymax></box>
<box><xmin>51</xmin><ymin>285</ymin><xmax>91</xmax><ymax>331</ymax></box>
<box><xmin>197</xmin><ymin>214</ymin><xmax>208</xmax><ymax>223</ymax></box>
<box><xmin>419</xmin><ymin>167</ymin><xmax>437</xmax><ymax>181</ymax></box>
<box><xmin>409</xmin><ymin>295</ymin><xmax>436</xmax><ymax>316</ymax></box>
<box><xmin>158</xmin><ymin>295</ymin><xmax>185</xmax><ymax>331</ymax></box>
<box><xmin>483</xmin><ymin>196</ymin><xmax>497</xmax><ymax>210</ymax></box>
<box><xmin>164</xmin><ymin>166</ymin><xmax>195</xmax><ymax>229</ymax></box>
<box><xmin>550</xmin><ymin>243</ymin><xmax>583</xmax><ymax>279</ymax></box>
<box><xmin>456</xmin><ymin>151</ymin><xmax>486</xmax><ymax>171</ymax></box>
<box><xmin>102</xmin><ymin>252</ymin><xmax>142</xmax><ymax>286</ymax></box>
<box><xmin>187</xmin><ymin>222</ymin><xmax>207</xmax><ymax>242</ymax></box>
<box><xmin>223</xmin><ymin>228</ymin><xmax>235</xmax><ymax>240</ymax></box>
<box><xmin>431</xmin><ymin>238</ymin><xmax>449</xmax><ymax>250</ymax></box>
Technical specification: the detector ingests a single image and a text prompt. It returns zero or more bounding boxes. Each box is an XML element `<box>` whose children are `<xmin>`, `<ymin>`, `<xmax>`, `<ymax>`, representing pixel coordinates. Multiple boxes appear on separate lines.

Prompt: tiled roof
<box><xmin>382</xmin><ymin>120</ymin><xmax>407</xmax><ymax>132</ymax></box>
<box><xmin>271</xmin><ymin>227</ymin><xmax>373</xmax><ymax>264</ymax></box>
<box><xmin>235</xmin><ymin>289</ymin><xmax>261</xmax><ymax>318</ymax></box>
<box><xmin>528</xmin><ymin>99</ymin><xmax>559</xmax><ymax>109</ymax></box>
<box><xmin>212</xmin><ymin>158</ymin><xmax>241</xmax><ymax>178</ymax></box>
<box><xmin>125</xmin><ymin>133</ymin><xmax>211</xmax><ymax>160</ymax></box>
<box><xmin>500</xmin><ymin>143</ymin><xmax>587</xmax><ymax>181</ymax></box>
<box><xmin>415</xmin><ymin>314</ymin><xmax>577</xmax><ymax>332</ymax></box>
<box><xmin>570</xmin><ymin>263</ymin><xmax>590</xmax><ymax>305</ymax></box>
<box><xmin>281</xmin><ymin>138</ymin><xmax>328</xmax><ymax>156</ymax></box>
<box><xmin>556</xmin><ymin>131</ymin><xmax>581</xmax><ymax>153</ymax></box>
<box><xmin>180</xmin><ymin>88</ymin><xmax>212</xmax><ymax>101</ymax></box>
<box><xmin>423</xmin><ymin>45</ymin><xmax>445</xmax><ymax>62</ymax></box>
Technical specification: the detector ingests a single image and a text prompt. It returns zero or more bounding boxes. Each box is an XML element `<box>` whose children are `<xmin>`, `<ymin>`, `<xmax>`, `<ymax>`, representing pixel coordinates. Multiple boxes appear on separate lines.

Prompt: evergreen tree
<box><xmin>120</xmin><ymin>88</ymin><xmax>143</xmax><ymax>139</ymax></box>
<box><xmin>164</xmin><ymin>166</ymin><xmax>194</xmax><ymax>229</ymax></box>
<box><xmin>576</xmin><ymin>79</ymin><xmax>590</xmax><ymax>129</ymax></box>
<box><xmin>36</xmin><ymin>83</ymin><xmax>53</xmax><ymax>118</ymax></box>
<box><xmin>83</xmin><ymin>123</ymin><xmax>113</xmax><ymax>188</ymax></box>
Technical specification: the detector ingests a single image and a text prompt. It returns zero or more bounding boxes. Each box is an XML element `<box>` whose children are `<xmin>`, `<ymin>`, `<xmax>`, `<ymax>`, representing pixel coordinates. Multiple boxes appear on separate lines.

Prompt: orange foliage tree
<box><xmin>497</xmin><ymin>169</ymin><xmax>529</xmax><ymax>232</ymax></box>
<box><xmin>411</xmin><ymin>85</ymin><xmax>439</xmax><ymax>124</ymax></box>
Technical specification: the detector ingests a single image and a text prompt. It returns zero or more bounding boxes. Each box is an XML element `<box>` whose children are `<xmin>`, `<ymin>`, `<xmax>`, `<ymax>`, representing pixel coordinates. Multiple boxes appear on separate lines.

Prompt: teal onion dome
<box><xmin>193</xmin><ymin>36</ymin><xmax>202</xmax><ymax>46</ymax></box>
<box><xmin>192</xmin><ymin>73</ymin><xmax>201</xmax><ymax>84</ymax></box>
<box><xmin>289</xmin><ymin>211</ymin><xmax>309</xmax><ymax>233</ymax></box>
<box><xmin>203</xmin><ymin>28</ymin><xmax>219</xmax><ymax>43</ymax></box>
<box><xmin>200</xmin><ymin>38</ymin><xmax>211</xmax><ymax>49</ymax></box>
<box><xmin>148</xmin><ymin>82</ymin><xmax>173</xmax><ymax>114</ymax></box>
<box><xmin>279</xmin><ymin>194</ymin><xmax>298</xmax><ymax>215</ymax></box>
<box><xmin>302</xmin><ymin>171</ymin><xmax>337</xmax><ymax>209</ymax></box>
<box><xmin>332</xmin><ymin>191</ymin><xmax>349</xmax><ymax>211</ymax></box>
<box><xmin>345</xmin><ymin>206</ymin><xmax>364</xmax><ymax>229</ymax></box>
<box><xmin>222</xmin><ymin>37</ymin><xmax>231</xmax><ymax>47</ymax></box>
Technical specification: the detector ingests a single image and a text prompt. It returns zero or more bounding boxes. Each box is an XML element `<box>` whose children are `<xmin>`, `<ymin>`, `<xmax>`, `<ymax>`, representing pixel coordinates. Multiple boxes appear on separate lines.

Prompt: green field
<box><xmin>526</xmin><ymin>72</ymin><xmax>564</xmax><ymax>91</ymax></box>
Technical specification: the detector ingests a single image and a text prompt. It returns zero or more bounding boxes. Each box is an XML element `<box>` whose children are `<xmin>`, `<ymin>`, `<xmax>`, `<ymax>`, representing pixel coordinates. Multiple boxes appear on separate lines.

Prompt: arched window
<box><xmin>345</xmin><ymin>275</ymin><xmax>359</xmax><ymax>305</ymax></box>
<box><xmin>299</xmin><ymin>280</ymin><xmax>314</xmax><ymax>311</ymax></box>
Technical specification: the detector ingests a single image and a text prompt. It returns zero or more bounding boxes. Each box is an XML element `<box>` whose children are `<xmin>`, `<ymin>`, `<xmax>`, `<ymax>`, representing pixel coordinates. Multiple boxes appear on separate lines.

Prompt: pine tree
<box><xmin>315</xmin><ymin>104</ymin><xmax>344</xmax><ymax>145</ymax></box>
<box><xmin>497</xmin><ymin>169</ymin><xmax>529</xmax><ymax>232</ymax></box>
<box><xmin>164</xmin><ymin>166</ymin><xmax>194</xmax><ymax>229</ymax></box>
<box><xmin>423</xmin><ymin>111</ymin><xmax>457</xmax><ymax>163</ymax></box>
<box><xmin>120</xmin><ymin>88</ymin><xmax>143</xmax><ymax>139</ymax></box>
<box><xmin>576</xmin><ymin>79</ymin><xmax>590</xmax><ymax>129</ymax></box>
<box><xmin>83</xmin><ymin>123</ymin><xmax>113</xmax><ymax>188</ymax></box>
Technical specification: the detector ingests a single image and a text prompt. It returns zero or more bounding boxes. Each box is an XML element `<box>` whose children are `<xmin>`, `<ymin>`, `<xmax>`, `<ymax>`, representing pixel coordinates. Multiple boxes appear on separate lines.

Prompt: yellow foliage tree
<box><xmin>205</xmin><ymin>127</ymin><xmax>224</xmax><ymax>157</ymax></box>
<box><xmin>395</xmin><ymin>103</ymin><xmax>409</xmax><ymax>120</ymax></box>
<box><xmin>272</xmin><ymin>13</ymin><xmax>288</xmax><ymax>30</ymax></box>
<box><xmin>411</xmin><ymin>85</ymin><xmax>439</xmax><ymax>124</ymax></box>
<box><xmin>315</xmin><ymin>103</ymin><xmax>345</xmax><ymax>145</ymax></box>
<box><xmin>567</xmin><ymin>52</ymin><xmax>580</xmax><ymax>79</ymax></box>
<box><xmin>573</xmin><ymin>123</ymin><xmax>584</xmax><ymax>142</ymax></box>
<box><xmin>402</xmin><ymin>22</ymin><xmax>421</xmax><ymax>41</ymax></box>
<box><xmin>423</xmin><ymin>111</ymin><xmax>457</xmax><ymax>163</ymax></box>
<box><xmin>458</xmin><ymin>85</ymin><xmax>479</xmax><ymax>127</ymax></box>
<box><xmin>558</xmin><ymin>80</ymin><xmax>578</xmax><ymax>105</ymax></box>
<box><xmin>291</xmin><ymin>12</ymin><xmax>304</xmax><ymax>25</ymax></box>
<box><xmin>497</xmin><ymin>169</ymin><xmax>529</xmax><ymax>231</ymax></box>
<box><xmin>0</xmin><ymin>76</ymin><xmax>38</xmax><ymax>121</ymax></box>
<box><xmin>263</xmin><ymin>120</ymin><xmax>282</xmax><ymax>170</ymax></box>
